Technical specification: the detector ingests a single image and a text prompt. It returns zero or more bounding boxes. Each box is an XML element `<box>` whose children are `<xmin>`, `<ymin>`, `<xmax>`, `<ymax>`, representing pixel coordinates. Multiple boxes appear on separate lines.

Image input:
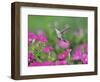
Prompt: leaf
<box><xmin>40</xmin><ymin>54</ymin><xmax>48</xmax><ymax>61</ymax></box>
<box><xmin>48</xmin><ymin>52</ymin><xmax>57</xmax><ymax>61</ymax></box>
<box><xmin>36</xmin><ymin>57</ymin><xmax>42</xmax><ymax>62</ymax></box>
<box><xmin>32</xmin><ymin>46</ymin><xmax>35</xmax><ymax>51</ymax></box>
<box><xmin>73</xmin><ymin>60</ymin><xmax>82</xmax><ymax>64</ymax></box>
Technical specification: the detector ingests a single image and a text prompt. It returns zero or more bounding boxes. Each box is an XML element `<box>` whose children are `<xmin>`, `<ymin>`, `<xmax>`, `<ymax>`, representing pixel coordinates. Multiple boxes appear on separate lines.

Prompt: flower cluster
<box><xmin>28</xmin><ymin>31</ymin><xmax>88</xmax><ymax>66</ymax></box>
<box><xmin>72</xmin><ymin>43</ymin><xmax>88</xmax><ymax>64</ymax></box>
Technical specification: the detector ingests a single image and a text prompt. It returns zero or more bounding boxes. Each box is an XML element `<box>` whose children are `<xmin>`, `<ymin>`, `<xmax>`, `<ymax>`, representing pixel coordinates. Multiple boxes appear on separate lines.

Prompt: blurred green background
<box><xmin>28</xmin><ymin>15</ymin><xmax>88</xmax><ymax>50</ymax></box>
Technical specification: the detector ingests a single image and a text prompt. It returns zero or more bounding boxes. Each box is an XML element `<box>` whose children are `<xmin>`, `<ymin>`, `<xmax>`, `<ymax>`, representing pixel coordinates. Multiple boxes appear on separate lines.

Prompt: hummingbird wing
<box><xmin>55</xmin><ymin>28</ymin><xmax>62</xmax><ymax>39</ymax></box>
<box><xmin>61</xmin><ymin>27</ymin><xmax>69</xmax><ymax>34</ymax></box>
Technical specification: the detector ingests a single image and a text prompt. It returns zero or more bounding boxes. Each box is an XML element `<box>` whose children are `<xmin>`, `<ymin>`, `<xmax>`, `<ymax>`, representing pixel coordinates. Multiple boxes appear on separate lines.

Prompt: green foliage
<box><xmin>28</xmin><ymin>15</ymin><xmax>87</xmax><ymax>48</ymax></box>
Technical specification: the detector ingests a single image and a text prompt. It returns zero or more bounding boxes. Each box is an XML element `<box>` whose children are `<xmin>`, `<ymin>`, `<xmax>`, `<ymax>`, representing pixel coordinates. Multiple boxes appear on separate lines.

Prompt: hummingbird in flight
<box><xmin>55</xmin><ymin>25</ymin><xmax>69</xmax><ymax>40</ymax></box>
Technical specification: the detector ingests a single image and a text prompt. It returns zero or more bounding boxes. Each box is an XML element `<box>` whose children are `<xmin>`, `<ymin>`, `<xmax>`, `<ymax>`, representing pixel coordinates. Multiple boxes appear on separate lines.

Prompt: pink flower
<box><xmin>43</xmin><ymin>46</ymin><xmax>53</xmax><ymax>53</ymax></box>
<box><xmin>37</xmin><ymin>32</ymin><xmax>48</xmax><ymax>42</ymax></box>
<box><xmin>29</xmin><ymin>61</ymin><xmax>53</xmax><ymax>66</ymax></box>
<box><xmin>58</xmin><ymin>52</ymin><xmax>67</xmax><ymax>60</ymax></box>
<box><xmin>55</xmin><ymin>60</ymin><xmax>67</xmax><ymax>65</ymax></box>
<box><xmin>72</xmin><ymin>43</ymin><xmax>88</xmax><ymax>63</ymax></box>
<box><xmin>29</xmin><ymin>62</ymin><xmax>41</xmax><ymax>66</ymax></box>
<box><xmin>58</xmin><ymin>49</ymin><xmax>71</xmax><ymax>60</ymax></box>
<box><xmin>41</xmin><ymin>61</ymin><xmax>53</xmax><ymax>66</ymax></box>
<box><xmin>72</xmin><ymin>48</ymin><xmax>82</xmax><ymax>60</ymax></box>
<box><xmin>28</xmin><ymin>32</ymin><xmax>38</xmax><ymax>43</ymax></box>
<box><xmin>28</xmin><ymin>52</ymin><xmax>34</xmax><ymax>62</ymax></box>
<box><xmin>81</xmin><ymin>53</ymin><xmax>88</xmax><ymax>64</ymax></box>
<box><xmin>80</xmin><ymin>43</ymin><xmax>88</xmax><ymax>54</ymax></box>
<box><xmin>57</xmin><ymin>39</ymin><xmax>70</xmax><ymax>48</ymax></box>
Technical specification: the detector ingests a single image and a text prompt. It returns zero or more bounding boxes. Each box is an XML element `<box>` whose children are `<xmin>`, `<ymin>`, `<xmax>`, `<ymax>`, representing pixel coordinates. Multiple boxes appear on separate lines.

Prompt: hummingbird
<box><xmin>55</xmin><ymin>25</ymin><xmax>69</xmax><ymax>40</ymax></box>
<box><xmin>55</xmin><ymin>24</ymin><xmax>70</xmax><ymax>49</ymax></box>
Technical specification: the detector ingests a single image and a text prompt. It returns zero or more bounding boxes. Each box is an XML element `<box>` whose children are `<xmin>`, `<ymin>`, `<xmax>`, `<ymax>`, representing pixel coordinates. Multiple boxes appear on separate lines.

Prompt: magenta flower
<box><xmin>41</xmin><ymin>61</ymin><xmax>53</xmax><ymax>66</ymax></box>
<box><xmin>29</xmin><ymin>61</ymin><xmax>53</xmax><ymax>66</ymax></box>
<box><xmin>28</xmin><ymin>52</ymin><xmax>34</xmax><ymax>62</ymax></box>
<box><xmin>58</xmin><ymin>49</ymin><xmax>71</xmax><ymax>60</ymax></box>
<box><xmin>81</xmin><ymin>53</ymin><xmax>88</xmax><ymax>64</ymax></box>
<box><xmin>65</xmin><ymin>48</ymin><xmax>72</xmax><ymax>55</ymax></box>
<box><xmin>80</xmin><ymin>43</ymin><xmax>88</xmax><ymax>54</ymax></box>
<box><xmin>28</xmin><ymin>32</ymin><xmax>38</xmax><ymax>43</ymax></box>
<box><xmin>37</xmin><ymin>32</ymin><xmax>48</xmax><ymax>42</ymax></box>
<box><xmin>43</xmin><ymin>46</ymin><xmax>53</xmax><ymax>53</ymax></box>
<box><xmin>72</xmin><ymin>43</ymin><xmax>88</xmax><ymax>63</ymax></box>
<box><xmin>55</xmin><ymin>60</ymin><xmax>67</xmax><ymax>65</ymax></box>
<box><xmin>58</xmin><ymin>52</ymin><xmax>67</xmax><ymax>60</ymax></box>
<box><xmin>72</xmin><ymin>48</ymin><xmax>82</xmax><ymax>60</ymax></box>
<box><xmin>58</xmin><ymin>51</ymin><xmax>67</xmax><ymax>60</ymax></box>
<box><xmin>29</xmin><ymin>62</ymin><xmax>41</xmax><ymax>66</ymax></box>
<box><xmin>57</xmin><ymin>39</ymin><xmax>70</xmax><ymax>48</ymax></box>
